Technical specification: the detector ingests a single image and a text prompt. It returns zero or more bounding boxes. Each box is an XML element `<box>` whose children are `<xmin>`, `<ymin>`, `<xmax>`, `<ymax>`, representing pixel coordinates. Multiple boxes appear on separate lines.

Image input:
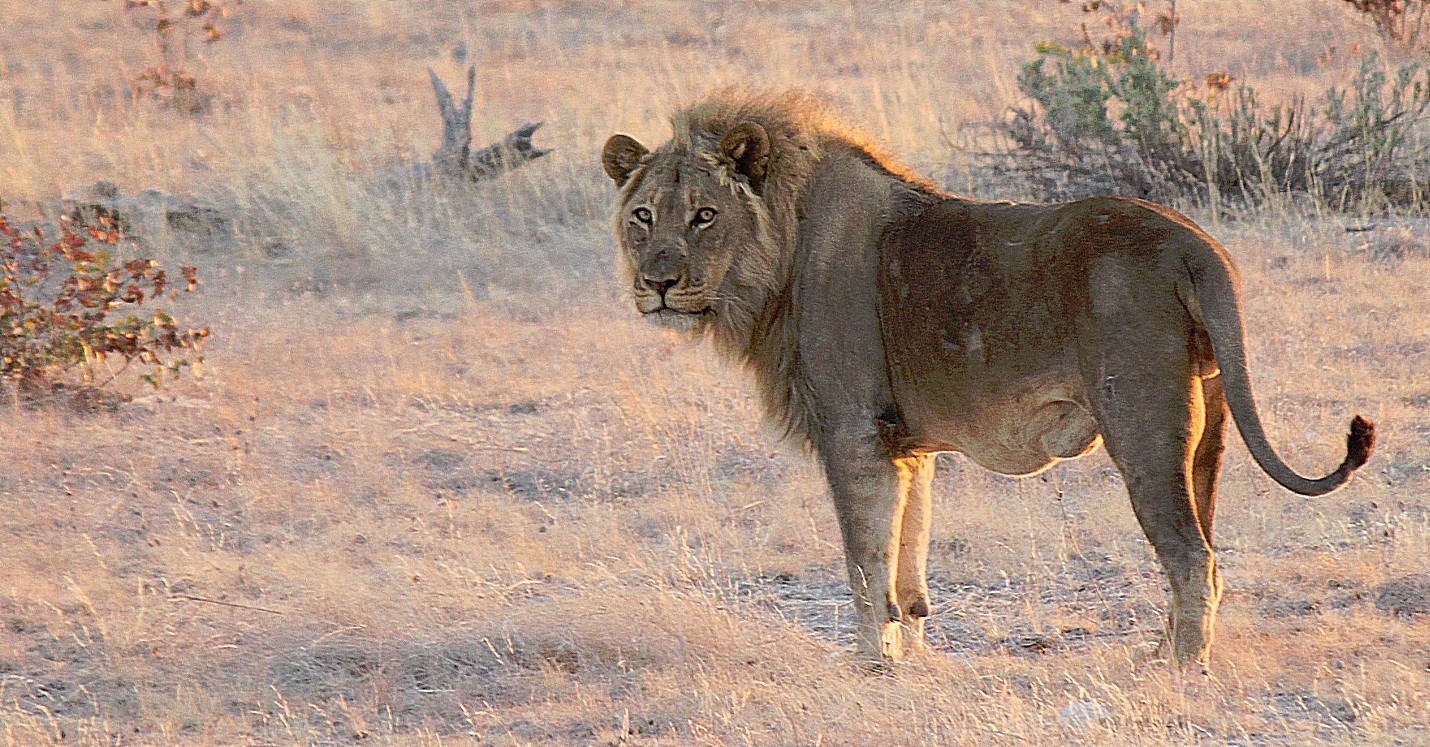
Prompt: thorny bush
<box><xmin>1</xmin><ymin>208</ymin><xmax>209</xmax><ymax>401</ymax></box>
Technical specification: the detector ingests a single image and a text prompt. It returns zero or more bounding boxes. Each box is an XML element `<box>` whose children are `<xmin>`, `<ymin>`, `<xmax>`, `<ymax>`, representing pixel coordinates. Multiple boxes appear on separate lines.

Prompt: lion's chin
<box><xmin>642</xmin><ymin>309</ymin><xmax>708</xmax><ymax>333</ymax></box>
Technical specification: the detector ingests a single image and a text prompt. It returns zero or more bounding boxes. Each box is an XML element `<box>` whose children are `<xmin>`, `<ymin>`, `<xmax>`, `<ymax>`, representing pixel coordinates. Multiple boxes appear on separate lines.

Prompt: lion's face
<box><xmin>612</xmin><ymin>158</ymin><xmax>754</xmax><ymax>324</ymax></box>
<box><xmin>602</xmin><ymin>124</ymin><xmax>773</xmax><ymax>331</ymax></box>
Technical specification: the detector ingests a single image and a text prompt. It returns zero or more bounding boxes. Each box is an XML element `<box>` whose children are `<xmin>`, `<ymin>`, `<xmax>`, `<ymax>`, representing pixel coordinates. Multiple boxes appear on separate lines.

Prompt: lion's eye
<box><xmin>691</xmin><ymin>207</ymin><xmax>717</xmax><ymax>227</ymax></box>
<box><xmin>633</xmin><ymin>207</ymin><xmax>653</xmax><ymax>225</ymax></box>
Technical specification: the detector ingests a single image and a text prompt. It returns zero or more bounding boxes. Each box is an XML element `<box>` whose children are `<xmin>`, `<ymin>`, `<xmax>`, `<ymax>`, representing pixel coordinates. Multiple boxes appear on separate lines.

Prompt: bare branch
<box><xmin>427</xmin><ymin>66</ymin><xmax>551</xmax><ymax>183</ymax></box>
<box><xmin>467</xmin><ymin>121</ymin><xmax>552</xmax><ymax>180</ymax></box>
<box><xmin>429</xmin><ymin>66</ymin><xmax>473</xmax><ymax>171</ymax></box>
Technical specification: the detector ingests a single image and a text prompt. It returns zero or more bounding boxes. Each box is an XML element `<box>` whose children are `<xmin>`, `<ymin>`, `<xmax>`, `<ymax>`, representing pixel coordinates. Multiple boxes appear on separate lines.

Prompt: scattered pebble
<box><xmin>1059</xmin><ymin>700</ymin><xmax>1112</xmax><ymax>731</ymax></box>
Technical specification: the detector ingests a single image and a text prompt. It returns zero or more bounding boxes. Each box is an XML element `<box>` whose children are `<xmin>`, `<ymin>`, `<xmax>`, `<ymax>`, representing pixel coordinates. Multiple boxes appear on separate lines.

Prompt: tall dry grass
<box><xmin>1</xmin><ymin>1</ymin><xmax>1427</xmax><ymax>745</ymax></box>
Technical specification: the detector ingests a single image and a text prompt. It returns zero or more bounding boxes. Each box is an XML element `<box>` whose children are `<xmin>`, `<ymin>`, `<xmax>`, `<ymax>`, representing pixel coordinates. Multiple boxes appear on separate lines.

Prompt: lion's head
<box><xmin>600</xmin><ymin>90</ymin><xmax>856</xmax><ymax>341</ymax></box>
<box><xmin>602</xmin><ymin>123</ymin><xmax>781</xmax><ymax>333</ymax></box>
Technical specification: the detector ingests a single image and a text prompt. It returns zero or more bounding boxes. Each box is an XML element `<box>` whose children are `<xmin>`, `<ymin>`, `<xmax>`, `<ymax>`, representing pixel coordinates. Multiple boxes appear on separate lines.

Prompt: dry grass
<box><xmin>2</xmin><ymin>1</ymin><xmax>1428</xmax><ymax>744</ymax></box>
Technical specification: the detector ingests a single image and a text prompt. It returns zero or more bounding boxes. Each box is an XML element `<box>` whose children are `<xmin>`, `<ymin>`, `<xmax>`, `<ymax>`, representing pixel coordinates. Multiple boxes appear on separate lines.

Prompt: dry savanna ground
<box><xmin>2</xmin><ymin>1</ymin><xmax>1429</xmax><ymax>744</ymax></box>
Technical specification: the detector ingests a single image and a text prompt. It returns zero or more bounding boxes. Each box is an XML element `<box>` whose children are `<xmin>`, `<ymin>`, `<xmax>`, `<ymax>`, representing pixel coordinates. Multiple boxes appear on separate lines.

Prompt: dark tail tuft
<box><xmin>1346</xmin><ymin>415</ymin><xmax>1375</xmax><ymax>472</ymax></box>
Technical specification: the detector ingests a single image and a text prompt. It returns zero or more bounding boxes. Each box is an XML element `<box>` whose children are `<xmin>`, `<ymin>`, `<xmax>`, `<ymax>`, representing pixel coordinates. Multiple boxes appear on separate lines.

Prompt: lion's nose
<box><xmin>643</xmin><ymin>275</ymin><xmax>678</xmax><ymax>298</ymax></box>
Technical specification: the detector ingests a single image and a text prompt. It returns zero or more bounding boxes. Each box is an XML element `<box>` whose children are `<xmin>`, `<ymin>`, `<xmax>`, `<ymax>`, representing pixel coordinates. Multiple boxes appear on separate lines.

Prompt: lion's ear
<box><xmin>602</xmin><ymin>134</ymin><xmax>649</xmax><ymax>187</ymax></box>
<box><xmin>718</xmin><ymin>122</ymin><xmax>771</xmax><ymax>195</ymax></box>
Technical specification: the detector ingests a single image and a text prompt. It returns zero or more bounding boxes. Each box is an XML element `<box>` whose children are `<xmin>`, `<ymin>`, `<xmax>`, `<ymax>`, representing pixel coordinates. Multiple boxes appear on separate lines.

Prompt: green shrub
<box><xmin>998</xmin><ymin>1</ymin><xmax>1430</xmax><ymax>212</ymax></box>
<box><xmin>1</xmin><ymin>208</ymin><xmax>209</xmax><ymax>403</ymax></box>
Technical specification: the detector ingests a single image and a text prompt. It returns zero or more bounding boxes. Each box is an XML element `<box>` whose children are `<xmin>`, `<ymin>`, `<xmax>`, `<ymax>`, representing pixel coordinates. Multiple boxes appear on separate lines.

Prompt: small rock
<box><xmin>60</xmin><ymin>181</ymin><xmax>235</xmax><ymax>251</ymax></box>
<box><xmin>1059</xmin><ymin>700</ymin><xmax>1112</xmax><ymax>731</ymax></box>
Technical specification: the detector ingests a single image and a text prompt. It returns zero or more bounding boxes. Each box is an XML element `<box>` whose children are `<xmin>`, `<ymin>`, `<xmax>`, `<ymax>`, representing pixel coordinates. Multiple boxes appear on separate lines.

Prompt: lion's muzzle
<box><xmin>633</xmin><ymin>271</ymin><xmax>711</xmax><ymax>318</ymax></box>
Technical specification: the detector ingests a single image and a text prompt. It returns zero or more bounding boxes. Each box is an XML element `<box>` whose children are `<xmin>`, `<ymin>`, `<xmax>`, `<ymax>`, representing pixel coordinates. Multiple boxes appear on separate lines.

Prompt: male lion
<box><xmin>600</xmin><ymin>90</ymin><xmax>1374</xmax><ymax>667</ymax></box>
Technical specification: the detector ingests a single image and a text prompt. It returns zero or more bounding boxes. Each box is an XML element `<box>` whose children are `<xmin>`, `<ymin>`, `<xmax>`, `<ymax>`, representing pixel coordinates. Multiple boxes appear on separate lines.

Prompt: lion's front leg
<box><xmin>819</xmin><ymin>428</ymin><xmax>908</xmax><ymax>663</ymax></box>
<box><xmin>894</xmin><ymin>454</ymin><xmax>936</xmax><ymax>656</ymax></box>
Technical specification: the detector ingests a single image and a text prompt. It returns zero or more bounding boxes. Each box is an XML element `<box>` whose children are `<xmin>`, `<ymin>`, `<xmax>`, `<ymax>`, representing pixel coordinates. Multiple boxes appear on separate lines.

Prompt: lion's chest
<box><xmin>877</xmin><ymin>201</ymin><xmax>1098</xmax><ymax>474</ymax></box>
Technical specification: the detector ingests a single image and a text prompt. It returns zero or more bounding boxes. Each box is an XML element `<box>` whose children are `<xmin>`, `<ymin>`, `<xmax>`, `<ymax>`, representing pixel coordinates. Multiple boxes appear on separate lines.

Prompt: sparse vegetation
<box><xmin>0</xmin><ymin>2</ymin><xmax>1425</xmax><ymax>745</ymax></box>
<box><xmin>1001</xmin><ymin>1</ymin><xmax>1430</xmax><ymax>211</ymax></box>
<box><xmin>1343</xmin><ymin>0</ymin><xmax>1430</xmax><ymax>51</ymax></box>
<box><xmin>118</xmin><ymin>0</ymin><xmax>237</xmax><ymax>114</ymax></box>
<box><xmin>0</xmin><ymin>209</ymin><xmax>208</xmax><ymax>402</ymax></box>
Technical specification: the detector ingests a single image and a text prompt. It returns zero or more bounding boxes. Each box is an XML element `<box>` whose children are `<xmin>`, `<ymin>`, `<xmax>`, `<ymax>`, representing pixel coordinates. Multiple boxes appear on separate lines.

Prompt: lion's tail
<box><xmin>1181</xmin><ymin>244</ymin><xmax>1374</xmax><ymax>496</ymax></box>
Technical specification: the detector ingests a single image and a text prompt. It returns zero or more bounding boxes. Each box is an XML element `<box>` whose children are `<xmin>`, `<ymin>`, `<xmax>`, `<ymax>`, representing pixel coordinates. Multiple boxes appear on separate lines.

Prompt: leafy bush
<box><xmin>1</xmin><ymin>208</ymin><xmax>209</xmax><ymax>403</ymax></box>
<box><xmin>998</xmin><ymin>1</ymin><xmax>1430</xmax><ymax>211</ymax></box>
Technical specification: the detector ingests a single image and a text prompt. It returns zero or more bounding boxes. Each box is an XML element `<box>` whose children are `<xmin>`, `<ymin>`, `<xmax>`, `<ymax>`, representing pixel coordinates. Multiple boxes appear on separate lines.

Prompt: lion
<box><xmin>600</xmin><ymin>90</ymin><xmax>1374</xmax><ymax>667</ymax></box>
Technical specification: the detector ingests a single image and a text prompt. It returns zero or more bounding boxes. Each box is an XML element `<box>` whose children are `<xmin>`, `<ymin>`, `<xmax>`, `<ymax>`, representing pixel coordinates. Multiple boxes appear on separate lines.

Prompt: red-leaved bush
<box><xmin>1</xmin><ymin>209</ymin><xmax>209</xmax><ymax>400</ymax></box>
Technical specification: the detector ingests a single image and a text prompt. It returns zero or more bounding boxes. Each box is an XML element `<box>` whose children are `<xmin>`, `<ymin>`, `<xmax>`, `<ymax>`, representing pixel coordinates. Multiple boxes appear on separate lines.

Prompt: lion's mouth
<box><xmin>641</xmin><ymin>306</ymin><xmax>713</xmax><ymax>330</ymax></box>
<box><xmin>642</xmin><ymin>304</ymin><xmax>712</xmax><ymax>315</ymax></box>
<box><xmin>635</xmin><ymin>294</ymin><xmax>713</xmax><ymax>316</ymax></box>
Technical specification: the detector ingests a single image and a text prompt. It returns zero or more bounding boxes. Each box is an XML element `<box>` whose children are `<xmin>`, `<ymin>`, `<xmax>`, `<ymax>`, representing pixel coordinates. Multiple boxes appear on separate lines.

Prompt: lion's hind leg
<box><xmin>1081</xmin><ymin>282</ymin><xmax>1221</xmax><ymax>666</ymax></box>
<box><xmin>1190</xmin><ymin>374</ymin><xmax>1229</xmax><ymax>616</ymax></box>
<box><xmin>1192</xmin><ymin>374</ymin><xmax>1228</xmax><ymax>548</ymax></box>
<box><xmin>1094</xmin><ymin>368</ymin><xmax>1219</xmax><ymax>666</ymax></box>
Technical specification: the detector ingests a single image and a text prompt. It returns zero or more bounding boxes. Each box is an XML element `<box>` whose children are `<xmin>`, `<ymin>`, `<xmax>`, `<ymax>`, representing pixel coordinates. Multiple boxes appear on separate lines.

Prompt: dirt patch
<box><xmin>1270</xmin><ymin>690</ymin><xmax>1358</xmax><ymax>727</ymax></box>
<box><xmin>484</xmin><ymin>466</ymin><xmax>656</xmax><ymax>502</ymax></box>
<box><xmin>1374</xmin><ymin>575</ymin><xmax>1430</xmax><ymax>617</ymax></box>
<box><xmin>733</xmin><ymin>566</ymin><xmax>1154</xmax><ymax>657</ymax></box>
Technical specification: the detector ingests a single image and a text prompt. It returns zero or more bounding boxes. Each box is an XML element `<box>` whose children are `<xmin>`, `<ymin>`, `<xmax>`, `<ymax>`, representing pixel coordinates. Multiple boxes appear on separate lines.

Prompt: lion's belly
<box><xmin>878</xmin><ymin>198</ymin><xmax>1102</xmax><ymax>474</ymax></box>
<box><xmin>902</xmin><ymin>374</ymin><xmax>1101</xmax><ymax>476</ymax></box>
